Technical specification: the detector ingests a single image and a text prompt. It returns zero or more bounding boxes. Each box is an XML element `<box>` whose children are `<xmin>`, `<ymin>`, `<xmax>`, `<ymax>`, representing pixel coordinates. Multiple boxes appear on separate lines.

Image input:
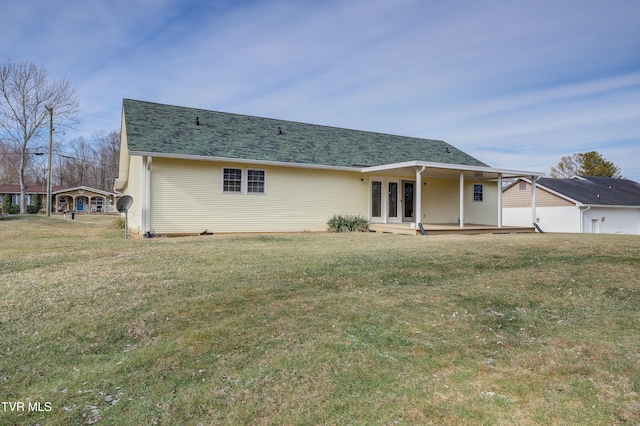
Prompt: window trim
<box><xmin>222</xmin><ymin>167</ymin><xmax>243</xmax><ymax>193</ymax></box>
<box><xmin>473</xmin><ymin>183</ymin><xmax>484</xmax><ymax>202</ymax></box>
<box><xmin>246</xmin><ymin>169</ymin><xmax>266</xmax><ymax>195</ymax></box>
<box><xmin>221</xmin><ymin>167</ymin><xmax>267</xmax><ymax>194</ymax></box>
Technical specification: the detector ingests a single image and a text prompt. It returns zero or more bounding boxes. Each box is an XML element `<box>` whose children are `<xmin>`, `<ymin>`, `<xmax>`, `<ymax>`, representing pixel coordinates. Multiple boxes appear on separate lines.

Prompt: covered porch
<box><xmin>52</xmin><ymin>186</ymin><xmax>120</xmax><ymax>214</ymax></box>
<box><xmin>362</xmin><ymin>161</ymin><xmax>544</xmax><ymax>235</ymax></box>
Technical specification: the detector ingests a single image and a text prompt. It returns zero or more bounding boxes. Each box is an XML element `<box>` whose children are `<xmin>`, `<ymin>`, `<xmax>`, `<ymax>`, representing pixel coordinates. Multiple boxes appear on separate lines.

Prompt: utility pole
<box><xmin>46</xmin><ymin>106</ymin><xmax>53</xmax><ymax>217</ymax></box>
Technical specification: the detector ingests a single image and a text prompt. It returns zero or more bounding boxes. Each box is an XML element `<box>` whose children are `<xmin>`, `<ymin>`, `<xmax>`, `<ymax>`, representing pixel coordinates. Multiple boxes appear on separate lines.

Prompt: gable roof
<box><xmin>537</xmin><ymin>176</ymin><xmax>640</xmax><ymax>206</ymax></box>
<box><xmin>122</xmin><ymin>99</ymin><xmax>489</xmax><ymax>169</ymax></box>
<box><xmin>53</xmin><ymin>185</ymin><xmax>120</xmax><ymax>196</ymax></box>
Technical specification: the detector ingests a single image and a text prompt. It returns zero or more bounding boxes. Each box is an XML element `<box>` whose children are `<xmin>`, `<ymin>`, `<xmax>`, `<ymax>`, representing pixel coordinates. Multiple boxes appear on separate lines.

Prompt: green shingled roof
<box><xmin>123</xmin><ymin>99</ymin><xmax>488</xmax><ymax>168</ymax></box>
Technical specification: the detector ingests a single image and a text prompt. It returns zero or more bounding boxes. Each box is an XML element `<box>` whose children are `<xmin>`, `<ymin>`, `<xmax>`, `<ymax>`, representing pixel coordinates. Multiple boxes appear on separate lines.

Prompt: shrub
<box><xmin>1</xmin><ymin>194</ymin><xmax>11</xmax><ymax>214</ymax></box>
<box><xmin>327</xmin><ymin>214</ymin><xmax>369</xmax><ymax>232</ymax></box>
<box><xmin>112</xmin><ymin>216</ymin><xmax>126</xmax><ymax>229</ymax></box>
<box><xmin>31</xmin><ymin>194</ymin><xmax>42</xmax><ymax>213</ymax></box>
<box><xmin>26</xmin><ymin>205</ymin><xmax>39</xmax><ymax>214</ymax></box>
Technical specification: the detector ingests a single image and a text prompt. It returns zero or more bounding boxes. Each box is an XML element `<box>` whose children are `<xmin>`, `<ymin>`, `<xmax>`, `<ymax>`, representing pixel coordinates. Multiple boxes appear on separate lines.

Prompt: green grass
<box><xmin>0</xmin><ymin>214</ymin><xmax>639</xmax><ymax>425</ymax></box>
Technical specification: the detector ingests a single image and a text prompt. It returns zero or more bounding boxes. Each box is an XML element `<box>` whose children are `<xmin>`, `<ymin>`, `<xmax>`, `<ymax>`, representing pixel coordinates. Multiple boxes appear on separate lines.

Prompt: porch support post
<box><xmin>531</xmin><ymin>175</ymin><xmax>537</xmax><ymax>225</ymax></box>
<box><xmin>497</xmin><ymin>173</ymin><xmax>503</xmax><ymax>227</ymax></box>
<box><xmin>459</xmin><ymin>171</ymin><xmax>464</xmax><ymax>228</ymax></box>
<box><xmin>415</xmin><ymin>166</ymin><xmax>423</xmax><ymax>229</ymax></box>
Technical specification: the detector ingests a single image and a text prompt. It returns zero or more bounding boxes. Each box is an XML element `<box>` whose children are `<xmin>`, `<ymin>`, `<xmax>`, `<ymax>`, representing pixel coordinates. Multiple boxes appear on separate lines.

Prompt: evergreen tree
<box><xmin>551</xmin><ymin>151</ymin><xmax>622</xmax><ymax>178</ymax></box>
<box><xmin>2</xmin><ymin>193</ymin><xmax>12</xmax><ymax>214</ymax></box>
<box><xmin>578</xmin><ymin>151</ymin><xmax>622</xmax><ymax>178</ymax></box>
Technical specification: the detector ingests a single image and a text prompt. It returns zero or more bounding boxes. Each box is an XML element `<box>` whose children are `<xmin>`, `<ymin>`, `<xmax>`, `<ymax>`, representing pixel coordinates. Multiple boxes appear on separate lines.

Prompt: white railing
<box><xmin>103</xmin><ymin>205</ymin><xmax>119</xmax><ymax>214</ymax></box>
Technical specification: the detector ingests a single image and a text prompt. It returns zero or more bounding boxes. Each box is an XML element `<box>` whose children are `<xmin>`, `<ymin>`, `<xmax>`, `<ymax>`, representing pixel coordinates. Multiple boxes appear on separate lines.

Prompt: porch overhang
<box><xmin>360</xmin><ymin>161</ymin><xmax>545</xmax><ymax>180</ymax></box>
<box><xmin>361</xmin><ymin>160</ymin><xmax>545</xmax><ymax>232</ymax></box>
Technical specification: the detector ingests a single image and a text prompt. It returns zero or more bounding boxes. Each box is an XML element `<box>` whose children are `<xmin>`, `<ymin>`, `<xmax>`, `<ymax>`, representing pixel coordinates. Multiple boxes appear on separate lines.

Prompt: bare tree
<box><xmin>0</xmin><ymin>140</ymin><xmax>20</xmax><ymax>184</ymax></box>
<box><xmin>93</xmin><ymin>130</ymin><xmax>120</xmax><ymax>190</ymax></box>
<box><xmin>64</xmin><ymin>137</ymin><xmax>97</xmax><ymax>187</ymax></box>
<box><xmin>550</xmin><ymin>153</ymin><xmax>582</xmax><ymax>178</ymax></box>
<box><xmin>0</xmin><ymin>60</ymin><xmax>78</xmax><ymax>213</ymax></box>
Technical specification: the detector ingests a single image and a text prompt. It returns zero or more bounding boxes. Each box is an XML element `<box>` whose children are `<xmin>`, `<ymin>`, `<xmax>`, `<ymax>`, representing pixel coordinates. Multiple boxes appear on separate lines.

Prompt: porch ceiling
<box><xmin>361</xmin><ymin>161</ymin><xmax>545</xmax><ymax>180</ymax></box>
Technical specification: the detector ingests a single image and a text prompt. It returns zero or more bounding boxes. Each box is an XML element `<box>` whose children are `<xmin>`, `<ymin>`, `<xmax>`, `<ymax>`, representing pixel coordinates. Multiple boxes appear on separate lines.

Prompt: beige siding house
<box><xmin>115</xmin><ymin>99</ymin><xmax>543</xmax><ymax>236</ymax></box>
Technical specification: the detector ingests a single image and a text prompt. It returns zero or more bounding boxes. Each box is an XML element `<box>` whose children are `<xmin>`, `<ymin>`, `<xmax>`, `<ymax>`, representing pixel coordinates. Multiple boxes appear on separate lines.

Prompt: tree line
<box><xmin>0</xmin><ymin>130</ymin><xmax>120</xmax><ymax>189</ymax></box>
<box><xmin>1</xmin><ymin>60</ymin><xmax>119</xmax><ymax>213</ymax></box>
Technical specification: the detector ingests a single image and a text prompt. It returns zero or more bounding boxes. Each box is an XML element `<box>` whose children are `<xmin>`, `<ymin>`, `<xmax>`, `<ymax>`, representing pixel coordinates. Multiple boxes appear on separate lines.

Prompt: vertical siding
<box><xmin>149</xmin><ymin>158</ymin><xmax>368</xmax><ymax>234</ymax></box>
<box><xmin>503</xmin><ymin>206</ymin><xmax>580</xmax><ymax>232</ymax></box>
<box><xmin>503</xmin><ymin>207</ymin><xmax>532</xmax><ymax>228</ymax></box>
<box><xmin>582</xmin><ymin>207</ymin><xmax>640</xmax><ymax>234</ymax></box>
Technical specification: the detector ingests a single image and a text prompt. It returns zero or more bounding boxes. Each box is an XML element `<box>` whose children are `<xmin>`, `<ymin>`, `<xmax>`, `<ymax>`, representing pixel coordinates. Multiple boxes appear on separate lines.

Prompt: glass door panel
<box><xmin>371</xmin><ymin>181</ymin><xmax>382</xmax><ymax>220</ymax></box>
<box><xmin>388</xmin><ymin>182</ymin><xmax>398</xmax><ymax>218</ymax></box>
<box><xmin>402</xmin><ymin>181</ymin><xmax>414</xmax><ymax>221</ymax></box>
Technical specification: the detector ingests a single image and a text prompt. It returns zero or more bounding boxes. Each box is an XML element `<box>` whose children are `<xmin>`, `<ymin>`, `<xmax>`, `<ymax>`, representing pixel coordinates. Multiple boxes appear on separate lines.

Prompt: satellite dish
<box><xmin>116</xmin><ymin>195</ymin><xmax>133</xmax><ymax>213</ymax></box>
<box><xmin>116</xmin><ymin>195</ymin><xmax>133</xmax><ymax>239</ymax></box>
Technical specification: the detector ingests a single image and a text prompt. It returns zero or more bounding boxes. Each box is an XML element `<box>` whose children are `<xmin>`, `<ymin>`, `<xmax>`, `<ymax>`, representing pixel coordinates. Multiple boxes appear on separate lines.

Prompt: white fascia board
<box><xmin>362</xmin><ymin>161</ymin><xmax>545</xmax><ymax>178</ymax></box>
<box><xmin>582</xmin><ymin>204</ymin><xmax>640</xmax><ymax>209</ymax></box>
<box><xmin>360</xmin><ymin>161</ymin><xmax>420</xmax><ymax>172</ymax></box>
<box><xmin>53</xmin><ymin>186</ymin><xmax>118</xmax><ymax>197</ymax></box>
<box><xmin>128</xmin><ymin>151</ymin><xmax>361</xmax><ymax>173</ymax></box>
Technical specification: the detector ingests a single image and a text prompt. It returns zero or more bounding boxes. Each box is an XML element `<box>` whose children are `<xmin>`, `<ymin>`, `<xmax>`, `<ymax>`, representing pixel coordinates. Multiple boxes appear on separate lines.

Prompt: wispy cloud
<box><xmin>1</xmin><ymin>0</ymin><xmax>639</xmax><ymax>180</ymax></box>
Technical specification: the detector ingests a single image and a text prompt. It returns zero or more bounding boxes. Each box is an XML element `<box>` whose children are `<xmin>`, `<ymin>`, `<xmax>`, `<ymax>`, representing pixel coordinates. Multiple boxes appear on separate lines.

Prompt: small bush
<box><xmin>1</xmin><ymin>194</ymin><xmax>11</xmax><ymax>214</ymax></box>
<box><xmin>31</xmin><ymin>194</ymin><xmax>42</xmax><ymax>212</ymax></box>
<box><xmin>112</xmin><ymin>216</ymin><xmax>126</xmax><ymax>229</ymax></box>
<box><xmin>327</xmin><ymin>214</ymin><xmax>369</xmax><ymax>232</ymax></box>
<box><xmin>26</xmin><ymin>205</ymin><xmax>39</xmax><ymax>214</ymax></box>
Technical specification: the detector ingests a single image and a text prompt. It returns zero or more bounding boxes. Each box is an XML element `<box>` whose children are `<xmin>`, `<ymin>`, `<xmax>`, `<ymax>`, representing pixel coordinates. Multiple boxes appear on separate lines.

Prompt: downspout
<box><xmin>415</xmin><ymin>166</ymin><xmax>426</xmax><ymax>230</ymax></box>
<box><xmin>459</xmin><ymin>171</ymin><xmax>464</xmax><ymax>228</ymax></box>
<box><xmin>531</xmin><ymin>175</ymin><xmax>537</xmax><ymax>227</ymax></box>
<box><xmin>580</xmin><ymin>206</ymin><xmax>590</xmax><ymax>234</ymax></box>
<box><xmin>497</xmin><ymin>173</ymin><xmax>503</xmax><ymax>227</ymax></box>
<box><xmin>144</xmin><ymin>156</ymin><xmax>152</xmax><ymax>238</ymax></box>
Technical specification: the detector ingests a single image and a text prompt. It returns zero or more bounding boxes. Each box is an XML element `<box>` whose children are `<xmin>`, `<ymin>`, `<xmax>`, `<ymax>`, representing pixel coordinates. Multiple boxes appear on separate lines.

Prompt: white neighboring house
<box><xmin>503</xmin><ymin>176</ymin><xmax>640</xmax><ymax>234</ymax></box>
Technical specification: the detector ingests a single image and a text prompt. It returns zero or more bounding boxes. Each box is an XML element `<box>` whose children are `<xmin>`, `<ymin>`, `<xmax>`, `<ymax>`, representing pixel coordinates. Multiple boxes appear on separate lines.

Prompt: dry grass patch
<box><xmin>0</xmin><ymin>215</ymin><xmax>638</xmax><ymax>425</ymax></box>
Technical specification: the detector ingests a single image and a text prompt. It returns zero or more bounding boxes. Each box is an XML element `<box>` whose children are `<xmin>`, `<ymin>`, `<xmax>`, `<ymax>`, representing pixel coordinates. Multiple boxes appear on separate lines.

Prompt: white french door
<box><xmin>387</xmin><ymin>180</ymin><xmax>401</xmax><ymax>223</ymax></box>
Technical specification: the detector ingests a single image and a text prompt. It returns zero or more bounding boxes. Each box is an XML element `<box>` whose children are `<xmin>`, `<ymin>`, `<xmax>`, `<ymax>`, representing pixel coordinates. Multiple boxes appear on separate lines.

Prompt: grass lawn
<box><xmin>0</xmin><ymin>214</ymin><xmax>638</xmax><ymax>425</ymax></box>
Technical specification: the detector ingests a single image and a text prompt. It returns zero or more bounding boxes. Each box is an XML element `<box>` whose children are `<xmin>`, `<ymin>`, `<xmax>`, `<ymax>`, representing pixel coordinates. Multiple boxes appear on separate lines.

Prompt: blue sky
<box><xmin>2</xmin><ymin>0</ymin><xmax>639</xmax><ymax>180</ymax></box>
